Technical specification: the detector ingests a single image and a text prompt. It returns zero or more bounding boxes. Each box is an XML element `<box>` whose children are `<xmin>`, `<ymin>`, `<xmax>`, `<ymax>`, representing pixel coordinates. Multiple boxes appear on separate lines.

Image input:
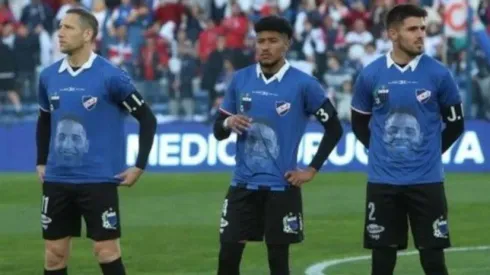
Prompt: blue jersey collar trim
<box><xmin>386</xmin><ymin>51</ymin><xmax>423</xmax><ymax>72</ymax></box>
<box><xmin>256</xmin><ymin>59</ymin><xmax>290</xmax><ymax>84</ymax></box>
<box><xmin>58</xmin><ymin>52</ymin><xmax>98</xmax><ymax>76</ymax></box>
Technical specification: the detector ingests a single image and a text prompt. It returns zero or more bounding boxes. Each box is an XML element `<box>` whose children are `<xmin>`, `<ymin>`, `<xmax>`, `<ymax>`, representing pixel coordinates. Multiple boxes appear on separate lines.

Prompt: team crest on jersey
<box><xmin>275</xmin><ymin>101</ymin><xmax>291</xmax><ymax>116</ymax></box>
<box><xmin>49</xmin><ymin>94</ymin><xmax>60</xmax><ymax>111</ymax></box>
<box><xmin>82</xmin><ymin>95</ymin><xmax>98</xmax><ymax>111</ymax></box>
<box><xmin>282</xmin><ymin>212</ymin><xmax>303</xmax><ymax>234</ymax></box>
<box><xmin>240</xmin><ymin>93</ymin><xmax>252</xmax><ymax>113</ymax></box>
<box><xmin>415</xmin><ymin>89</ymin><xmax>432</xmax><ymax>104</ymax></box>
<box><xmin>373</xmin><ymin>86</ymin><xmax>389</xmax><ymax>105</ymax></box>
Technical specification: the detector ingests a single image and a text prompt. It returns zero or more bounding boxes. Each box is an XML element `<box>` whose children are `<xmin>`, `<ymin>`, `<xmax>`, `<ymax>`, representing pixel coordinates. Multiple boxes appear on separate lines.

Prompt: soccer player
<box><xmin>36</xmin><ymin>8</ymin><xmax>157</xmax><ymax>275</ymax></box>
<box><xmin>351</xmin><ymin>4</ymin><xmax>465</xmax><ymax>275</ymax></box>
<box><xmin>213</xmin><ymin>16</ymin><xmax>343</xmax><ymax>275</ymax></box>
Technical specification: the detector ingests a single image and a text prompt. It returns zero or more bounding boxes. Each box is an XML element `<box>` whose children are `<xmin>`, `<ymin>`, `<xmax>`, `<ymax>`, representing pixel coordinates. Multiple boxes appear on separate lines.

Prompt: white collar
<box><xmin>386</xmin><ymin>51</ymin><xmax>423</xmax><ymax>73</ymax></box>
<box><xmin>58</xmin><ymin>52</ymin><xmax>98</xmax><ymax>77</ymax></box>
<box><xmin>255</xmin><ymin>60</ymin><xmax>290</xmax><ymax>84</ymax></box>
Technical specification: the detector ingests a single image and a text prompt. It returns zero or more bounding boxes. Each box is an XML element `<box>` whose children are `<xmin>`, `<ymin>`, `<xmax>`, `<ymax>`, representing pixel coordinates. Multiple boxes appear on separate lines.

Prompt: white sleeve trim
<box><xmin>219</xmin><ymin>108</ymin><xmax>235</xmax><ymax>116</ymax></box>
<box><xmin>350</xmin><ymin>106</ymin><xmax>372</xmax><ymax>115</ymax></box>
<box><xmin>39</xmin><ymin>105</ymin><xmax>50</xmax><ymax>112</ymax></box>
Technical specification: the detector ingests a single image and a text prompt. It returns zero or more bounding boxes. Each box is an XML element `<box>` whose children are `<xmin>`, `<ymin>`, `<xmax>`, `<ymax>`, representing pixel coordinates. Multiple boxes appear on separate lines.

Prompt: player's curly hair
<box><xmin>254</xmin><ymin>16</ymin><xmax>293</xmax><ymax>39</ymax></box>
<box><xmin>385</xmin><ymin>4</ymin><xmax>428</xmax><ymax>29</ymax></box>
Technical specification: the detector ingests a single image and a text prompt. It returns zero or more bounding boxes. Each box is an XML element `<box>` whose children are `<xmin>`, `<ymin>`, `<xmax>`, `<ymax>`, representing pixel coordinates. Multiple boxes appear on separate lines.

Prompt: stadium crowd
<box><xmin>1</xmin><ymin>0</ymin><xmax>490</xmax><ymax>122</ymax></box>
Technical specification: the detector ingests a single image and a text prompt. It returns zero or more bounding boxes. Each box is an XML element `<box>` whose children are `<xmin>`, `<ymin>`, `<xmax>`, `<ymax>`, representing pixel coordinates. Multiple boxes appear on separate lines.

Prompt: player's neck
<box><xmin>391</xmin><ymin>48</ymin><xmax>417</xmax><ymax>65</ymax></box>
<box><xmin>67</xmin><ymin>47</ymin><xmax>92</xmax><ymax>68</ymax></box>
<box><xmin>260</xmin><ymin>59</ymin><xmax>286</xmax><ymax>75</ymax></box>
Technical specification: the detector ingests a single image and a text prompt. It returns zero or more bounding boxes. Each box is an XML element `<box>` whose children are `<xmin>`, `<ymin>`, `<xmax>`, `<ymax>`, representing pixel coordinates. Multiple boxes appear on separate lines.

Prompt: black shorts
<box><xmin>363</xmin><ymin>182</ymin><xmax>450</xmax><ymax>250</ymax></box>
<box><xmin>41</xmin><ymin>182</ymin><xmax>121</xmax><ymax>241</ymax></box>
<box><xmin>219</xmin><ymin>185</ymin><xmax>304</xmax><ymax>244</ymax></box>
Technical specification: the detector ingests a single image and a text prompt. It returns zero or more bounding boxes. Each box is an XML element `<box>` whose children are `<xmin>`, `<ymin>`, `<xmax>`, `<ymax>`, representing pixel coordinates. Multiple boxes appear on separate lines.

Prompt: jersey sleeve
<box><xmin>303</xmin><ymin>77</ymin><xmax>328</xmax><ymax>115</ymax></box>
<box><xmin>437</xmin><ymin>69</ymin><xmax>462</xmax><ymax>107</ymax></box>
<box><xmin>219</xmin><ymin>74</ymin><xmax>237</xmax><ymax>115</ymax></box>
<box><xmin>38</xmin><ymin>72</ymin><xmax>50</xmax><ymax>112</ymax></box>
<box><xmin>351</xmin><ymin>70</ymin><xmax>373</xmax><ymax>114</ymax></box>
<box><xmin>108</xmin><ymin>69</ymin><xmax>137</xmax><ymax>103</ymax></box>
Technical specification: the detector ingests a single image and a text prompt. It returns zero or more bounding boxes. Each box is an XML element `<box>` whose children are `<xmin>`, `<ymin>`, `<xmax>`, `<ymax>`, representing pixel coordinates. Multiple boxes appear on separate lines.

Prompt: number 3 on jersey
<box><xmin>316</xmin><ymin>108</ymin><xmax>330</xmax><ymax>122</ymax></box>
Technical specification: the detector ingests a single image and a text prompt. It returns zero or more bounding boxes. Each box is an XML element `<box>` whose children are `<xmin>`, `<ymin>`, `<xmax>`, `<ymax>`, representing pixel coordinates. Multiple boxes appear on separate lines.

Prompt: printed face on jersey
<box><xmin>389</xmin><ymin>17</ymin><xmax>426</xmax><ymax>57</ymax></box>
<box><xmin>58</xmin><ymin>13</ymin><xmax>94</xmax><ymax>54</ymax></box>
<box><xmin>383</xmin><ymin>112</ymin><xmax>422</xmax><ymax>153</ymax></box>
<box><xmin>244</xmin><ymin>122</ymin><xmax>280</xmax><ymax>171</ymax></box>
<box><xmin>54</xmin><ymin>118</ymin><xmax>90</xmax><ymax>167</ymax></box>
<box><xmin>256</xmin><ymin>31</ymin><xmax>289</xmax><ymax>68</ymax></box>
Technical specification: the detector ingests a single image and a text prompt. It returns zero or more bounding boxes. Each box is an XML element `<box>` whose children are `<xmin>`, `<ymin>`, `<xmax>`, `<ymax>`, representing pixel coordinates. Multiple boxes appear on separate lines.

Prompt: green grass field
<box><xmin>0</xmin><ymin>172</ymin><xmax>489</xmax><ymax>274</ymax></box>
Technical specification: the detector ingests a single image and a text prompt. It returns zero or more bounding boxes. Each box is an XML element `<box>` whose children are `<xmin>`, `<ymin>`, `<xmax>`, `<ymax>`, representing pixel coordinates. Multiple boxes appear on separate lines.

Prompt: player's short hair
<box><xmin>254</xmin><ymin>16</ymin><xmax>293</xmax><ymax>39</ymax></box>
<box><xmin>385</xmin><ymin>4</ymin><xmax>427</xmax><ymax>29</ymax></box>
<box><xmin>66</xmin><ymin>7</ymin><xmax>99</xmax><ymax>41</ymax></box>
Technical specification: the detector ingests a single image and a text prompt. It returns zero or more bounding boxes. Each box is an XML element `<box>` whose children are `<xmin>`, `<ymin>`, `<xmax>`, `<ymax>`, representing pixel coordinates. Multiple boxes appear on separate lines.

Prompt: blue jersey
<box><xmin>220</xmin><ymin>61</ymin><xmax>326</xmax><ymax>190</ymax></box>
<box><xmin>351</xmin><ymin>54</ymin><xmax>462</xmax><ymax>185</ymax></box>
<box><xmin>38</xmin><ymin>53</ymin><xmax>135</xmax><ymax>184</ymax></box>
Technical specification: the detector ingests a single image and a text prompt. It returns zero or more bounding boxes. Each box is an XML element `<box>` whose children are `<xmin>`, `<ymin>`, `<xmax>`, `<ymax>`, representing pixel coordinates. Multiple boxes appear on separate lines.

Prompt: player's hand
<box><xmin>226</xmin><ymin>115</ymin><xmax>252</xmax><ymax>135</ymax></box>
<box><xmin>115</xmin><ymin>167</ymin><xmax>144</xmax><ymax>187</ymax></box>
<box><xmin>36</xmin><ymin>165</ymin><xmax>46</xmax><ymax>183</ymax></box>
<box><xmin>285</xmin><ymin>167</ymin><xmax>317</xmax><ymax>187</ymax></box>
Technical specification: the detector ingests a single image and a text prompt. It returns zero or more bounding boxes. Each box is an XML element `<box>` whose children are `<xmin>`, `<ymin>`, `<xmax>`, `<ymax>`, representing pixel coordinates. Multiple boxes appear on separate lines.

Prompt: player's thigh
<box><xmin>42</xmin><ymin>183</ymin><xmax>82</xmax><ymax>240</ymax></box>
<box><xmin>220</xmin><ymin>186</ymin><xmax>266</xmax><ymax>243</ymax></box>
<box><xmin>264</xmin><ymin>187</ymin><xmax>303</xmax><ymax>244</ymax></box>
<box><xmin>406</xmin><ymin>183</ymin><xmax>450</xmax><ymax>249</ymax></box>
<box><xmin>76</xmin><ymin>183</ymin><xmax>121</xmax><ymax>241</ymax></box>
<box><xmin>364</xmin><ymin>183</ymin><xmax>408</xmax><ymax>250</ymax></box>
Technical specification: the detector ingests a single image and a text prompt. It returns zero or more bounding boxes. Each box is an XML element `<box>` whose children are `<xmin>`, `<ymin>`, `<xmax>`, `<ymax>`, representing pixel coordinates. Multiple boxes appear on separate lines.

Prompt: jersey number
<box><xmin>368</xmin><ymin>202</ymin><xmax>376</xmax><ymax>221</ymax></box>
<box><xmin>41</xmin><ymin>195</ymin><xmax>49</xmax><ymax>214</ymax></box>
<box><xmin>316</xmin><ymin>108</ymin><xmax>330</xmax><ymax>122</ymax></box>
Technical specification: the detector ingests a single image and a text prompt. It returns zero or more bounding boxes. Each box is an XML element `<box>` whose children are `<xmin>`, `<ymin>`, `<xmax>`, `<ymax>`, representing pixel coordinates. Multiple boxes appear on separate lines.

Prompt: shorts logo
<box><xmin>82</xmin><ymin>95</ymin><xmax>98</xmax><ymax>111</ymax></box>
<box><xmin>240</xmin><ymin>93</ymin><xmax>252</xmax><ymax>113</ymax></box>
<box><xmin>41</xmin><ymin>214</ymin><xmax>52</xmax><ymax>230</ymax></box>
<box><xmin>433</xmin><ymin>216</ymin><xmax>448</xmax><ymax>238</ymax></box>
<box><xmin>49</xmin><ymin>94</ymin><xmax>60</xmax><ymax>111</ymax></box>
<box><xmin>415</xmin><ymin>89</ymin><xmax>431</xmax><ymax>104</ymax></box>
<box><xmin>283</xmin><ymin>212</ymin><xmax>302</xmax><ymax>234</ymax></box>
<box><xmin>275</xmin><ymin>101</ymin><xmax>291</xmax><ymax>116</ymax></box>
<box><xmin>220</xmin><ymin>199</ymin><xmax>229</xmax><ymax>234</ymax></box>
<box><xmin>366</xmin><ymin>223</ymin><xmax>385</xmax><ymax>240</ymax></box>
<box><xmin>101</xmin><ymin>208</ymin><xmax>118</xmax><ymax>230</ymax></box>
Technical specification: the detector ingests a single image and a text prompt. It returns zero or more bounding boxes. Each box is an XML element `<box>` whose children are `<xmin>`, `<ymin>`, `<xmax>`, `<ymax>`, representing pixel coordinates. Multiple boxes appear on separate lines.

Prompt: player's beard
<box><xmin>399</xmin><ymin>40</ymin><xmax>424</xmax><ymax>57</ymax></box>
<box><xmin>259</xmin><ymin>57</ymin><xmax>281</xmax><ymax>69</ymax></box>
<box><xmin>61</xmin><ymin>42</ymin><xmax>84</xmax><ymax>56</ymax></box>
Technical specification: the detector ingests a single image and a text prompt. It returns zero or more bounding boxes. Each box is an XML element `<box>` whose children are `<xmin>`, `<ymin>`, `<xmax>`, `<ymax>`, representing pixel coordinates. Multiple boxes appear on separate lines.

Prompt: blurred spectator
<box><xmin>168</xmin><ymin>29</ymin><xmax>198</xmax><ymax>120</ymax></box>
<box><xmin>360</xmin><ymin>42</ymin><xmax>380</xmax><ymax>67</ymax></box>
<box><xmin>107</xmin><ymin>24</ymin><xmax>133</xmax><ymax>74</ymax></box>
<box><xmin>20</xmin><ymin>0</ymin><xmax>54</xmax><ymax>34</ymax></box>
<box><xmin>14</xmin><ymin>23</ymin><xmax>40</xmax><ymax>101</ymax></box>
<box><xmin>335</xmin><ymin>79</ymin><xmax>353</xmax><ymax>121</ymax></box>
<box><xmin>323</xmin><ymin>56</ymin><xmax>351</xmax><ymax>94</ymax></box>
<box><xmin>218</xmin><ymin>2</ymin><xmax>248</xmax><ymax>49</ymax></box>
<box><xmin>0</xmin><ymin>0</ymin><xmax>14</xmax><ymax>25</ymax></box>
<box><xmin>345</xmin><ymin>18</ymin><xmax>373</xmax><ymax>46</ymax></box>
<box><xmin>0</xmin><ymin>40</ymin><xmax>21</xmax><ymax>113</ymax></box>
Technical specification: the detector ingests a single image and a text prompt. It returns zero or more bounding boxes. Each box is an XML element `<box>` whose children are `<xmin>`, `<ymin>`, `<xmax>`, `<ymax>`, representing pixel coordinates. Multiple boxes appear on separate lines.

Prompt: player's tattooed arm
<box><xmin>441</xmin><ymin>103</ymin><xmax>464</xmax><ymax>154</ymax></box>
<box><xmin>213</xmin><ymin>111</ymin><xmax>232</xmax><ymax>140</ymax></box>
<box><xmin>309</xmin><ymin>99</ymin><xmax>343</xmax><ymax>171</ymax></box>
<box><xmin>120</xmin><ymin>91</ymin><xmax>157</xmax><ymax>170</ymax></box>
<box><xmin>36</xmin><ymin>109</ymin><xmax>51</xmax><ymax>165</ymax></box>
<box><xmin>351</xmin><ymin>110</ymin><xmax>371</xmax><ymax>149</ymax></box>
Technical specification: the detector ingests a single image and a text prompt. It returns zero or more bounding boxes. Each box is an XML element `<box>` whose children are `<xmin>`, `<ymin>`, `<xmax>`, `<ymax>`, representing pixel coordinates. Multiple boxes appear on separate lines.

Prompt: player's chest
<box><xmin>373</xmin><ymin>75</ymin><xmax>439</xmax><ymax>112</ymax></box>
<box><xmin>45</xmin><ymin>77</ymin><xmax>110</xmax><ymax>113</ymax></box>
<box><xmin>235</xmin><ymin>81</ymin><xmax>302</xmax><ymax>120</ymax></box>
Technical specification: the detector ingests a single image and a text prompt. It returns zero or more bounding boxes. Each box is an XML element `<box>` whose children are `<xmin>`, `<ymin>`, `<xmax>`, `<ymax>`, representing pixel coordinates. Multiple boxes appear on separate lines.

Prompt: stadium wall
<box><xmin>1</xmin><ymin>121</ymin><xmax>488</xmax><ymax>172</ymax></box>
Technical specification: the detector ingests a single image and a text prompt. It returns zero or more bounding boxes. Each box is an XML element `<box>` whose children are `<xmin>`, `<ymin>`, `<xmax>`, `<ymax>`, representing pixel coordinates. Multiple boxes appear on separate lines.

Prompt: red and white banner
<box><xmin>443</xmin><ymin>0</ymin><xmax>484</xmax><ymax>38</ymax></box>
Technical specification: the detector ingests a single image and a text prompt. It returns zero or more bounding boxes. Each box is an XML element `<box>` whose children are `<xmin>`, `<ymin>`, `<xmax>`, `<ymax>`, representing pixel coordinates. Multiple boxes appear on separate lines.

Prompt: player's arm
<box><xmin>213</xmin><ymin>74</ymin><xmax>246</xmax><ymax>140</ymax></box>
<box><xmin>304</xmin><ymin>79</ymin><xmax>343</xmax><ymax>171</ymax></box>
<box><xmin>309</xmin><ymin>99</ymin><xmax>343</xmax><ymax>171</ymax></box>
<box><xmin>438</xmin><ymin>70</ymin><xmax>465</xmax><ymax>154</ymax></box>
<box><xmin>110</xmin><ymin>72</ymin><xmax>157</xmax><ymax>171</ymax></box>
<box><xmin>36</xmin><ymin>73</ymin><xmax>51</xmax><ymax>166</ymax></box>
<box><xmin>120</xmin><ymin>92</ymin><xmax>157</xmax><ymax>170</ymax></box>
<box><xmin>350</xmin><ymin>70</ymin><xmax>373</xmax><ymax>149</ymax></box>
